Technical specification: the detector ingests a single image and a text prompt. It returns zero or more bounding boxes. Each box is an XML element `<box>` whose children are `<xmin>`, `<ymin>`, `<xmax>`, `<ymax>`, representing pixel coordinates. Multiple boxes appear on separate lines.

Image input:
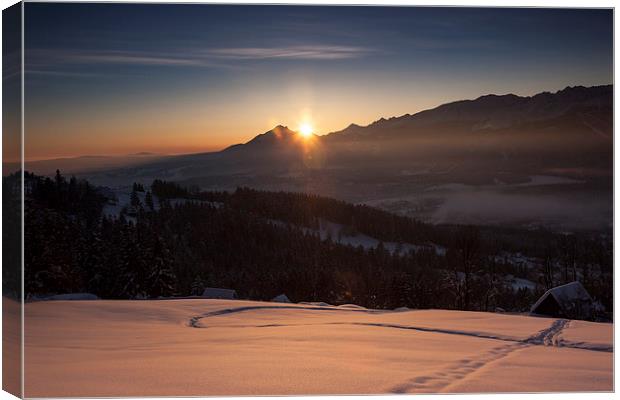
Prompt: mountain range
<box><xmin>16</xmin><ymin>84</ymin><xmax>612</xmax><ymax>181</ymax></box>
<box><xmin>11</xmin><ymin>84</ymin><xmax>613</xmax><ymax>230</ymax></box>
<box><xmin>327</xmin><ymin>84</ymin><xmax>611</xmax><ymax>139</ymax></box>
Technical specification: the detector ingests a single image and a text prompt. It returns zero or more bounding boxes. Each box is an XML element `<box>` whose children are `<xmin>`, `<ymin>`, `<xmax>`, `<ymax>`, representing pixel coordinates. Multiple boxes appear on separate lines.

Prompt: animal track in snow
<box><xmin>388</xmin><ymin>318</ymin><xmax>601</xmax><ymax>394</ymax></box>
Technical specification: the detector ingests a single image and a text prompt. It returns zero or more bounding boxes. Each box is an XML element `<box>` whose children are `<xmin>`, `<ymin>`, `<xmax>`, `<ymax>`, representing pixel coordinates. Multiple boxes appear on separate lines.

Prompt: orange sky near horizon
<box><xmin>23</xmin><ymin>87</ymin><xmax>434</xmax><ymax>160</ymax></box>
<box><xmin>24</xmin><ymin>79</ymin><xmax>612</xmax><ymax>161</ymax></box>
<box><xmin>23</xmin><ymin>80</ymin><xmax>613</xmax><ymax>162</ymax></box>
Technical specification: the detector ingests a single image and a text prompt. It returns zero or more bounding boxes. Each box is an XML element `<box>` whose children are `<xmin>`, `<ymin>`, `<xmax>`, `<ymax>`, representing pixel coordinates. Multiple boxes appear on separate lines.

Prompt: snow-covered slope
<box><xmin>24</xmin><ymin>299</ymin><xmax>612</xmax><ymax>396</ymax></box>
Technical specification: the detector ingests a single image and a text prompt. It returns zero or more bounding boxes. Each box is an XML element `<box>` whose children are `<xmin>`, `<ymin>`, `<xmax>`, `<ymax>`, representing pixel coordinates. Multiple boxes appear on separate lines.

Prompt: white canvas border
<box><xmin>0</xmin><ymin>1</ymin><xmax>616</xmax><ymax>399</ymax></box>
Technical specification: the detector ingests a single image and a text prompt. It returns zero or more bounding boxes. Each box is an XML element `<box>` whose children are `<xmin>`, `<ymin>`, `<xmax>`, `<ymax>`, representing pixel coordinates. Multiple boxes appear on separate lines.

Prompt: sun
<box><xmin>298</xmin><ymin>123</ymin><xmax>314</xmax><ymax>138</ymax></box>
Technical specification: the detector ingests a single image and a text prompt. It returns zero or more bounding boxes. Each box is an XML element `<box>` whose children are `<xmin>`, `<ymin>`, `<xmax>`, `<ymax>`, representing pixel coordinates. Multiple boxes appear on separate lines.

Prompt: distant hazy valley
<box><xmin>19</xmin><ymin>85</ymin><xmax>612</xmax><ymax>231</ymax></box>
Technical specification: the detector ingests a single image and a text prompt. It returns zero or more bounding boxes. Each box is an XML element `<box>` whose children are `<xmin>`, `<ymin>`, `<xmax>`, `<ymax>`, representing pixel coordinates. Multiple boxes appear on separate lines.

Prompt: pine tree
<box><xmin>145</xmin><ymin>191</ymin><xmax>154</xmax><ymax>212</ymax></box>
<box><xmin>118</xmin><ymin>229</ymin><xmax>143</xmax><ymax>298</ymax></box>
<box><xmin>54</xmin><ymin>169</ymin><xmax>63</xmax><ymax>186</ymax></box>
<box><xmin>146</xmin><ymin>236</ymin><xmax>176</xmax><ymax>298</ymax></box>
<box><xmin>190</xmin><ymin>275</ymin><xmax>205</xmax><ymax>296</ymax></box>
<box><xmin>132</xmin><ymin>182</ymin><xmax>145</xmax><ymax>192</ymax></box>
<box><xmin>130</xmin><ymin>185</ymin><xmax>142</xmax><ymax>215</ymax></box>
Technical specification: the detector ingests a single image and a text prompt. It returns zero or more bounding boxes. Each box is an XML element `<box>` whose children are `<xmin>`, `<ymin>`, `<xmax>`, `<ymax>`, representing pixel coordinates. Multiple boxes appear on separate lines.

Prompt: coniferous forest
<box><xmin>7</xmin><ymin>171</ymin><xmax>612</xmax><ymax>316</ymax></box>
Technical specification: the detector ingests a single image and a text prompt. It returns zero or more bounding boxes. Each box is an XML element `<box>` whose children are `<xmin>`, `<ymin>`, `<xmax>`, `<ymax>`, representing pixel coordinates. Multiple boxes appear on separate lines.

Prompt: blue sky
<box><xmin>24</xmin><ymin>4</ymin><xmax>613</xmax><ymax>159</ymax></box>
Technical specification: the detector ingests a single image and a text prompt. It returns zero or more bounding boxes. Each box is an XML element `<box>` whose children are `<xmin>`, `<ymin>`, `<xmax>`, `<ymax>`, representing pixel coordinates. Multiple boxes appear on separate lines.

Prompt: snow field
<box><xmin>23</xmin><ymin>299</ymin><xmax>612</xmax><ymax>397</ymax></box>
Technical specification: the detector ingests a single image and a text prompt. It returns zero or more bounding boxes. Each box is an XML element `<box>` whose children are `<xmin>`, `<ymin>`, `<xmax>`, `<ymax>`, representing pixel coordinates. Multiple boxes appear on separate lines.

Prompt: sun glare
<box><xmin>299</xmin><ymin>123</ymin><xmax>314</xmax><ymax>138</ymax></box>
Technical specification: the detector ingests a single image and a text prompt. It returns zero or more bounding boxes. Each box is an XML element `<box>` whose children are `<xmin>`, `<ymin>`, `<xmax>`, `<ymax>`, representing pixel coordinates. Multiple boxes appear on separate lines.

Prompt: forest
<box><xmin>5</xmin><ymin>171</ymin><xmax>612</xmax><ymax>316</ymax></box>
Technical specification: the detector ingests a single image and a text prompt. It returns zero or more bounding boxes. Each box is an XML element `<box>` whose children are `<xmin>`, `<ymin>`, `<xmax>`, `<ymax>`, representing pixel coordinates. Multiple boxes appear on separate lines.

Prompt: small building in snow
<box><xmin>530</xmin><ymin>281</ymin><xmax>599</xmax><ymax>320</ymax></box>
<box><xmin>201</xmin><ymin>287</ymin><xmax>237</xmax><ymax>300</ymax></box>
<box><xmin>271</xmin><ymin>294</ymin><xmax>291</xmax><ymax>303</ymax></box>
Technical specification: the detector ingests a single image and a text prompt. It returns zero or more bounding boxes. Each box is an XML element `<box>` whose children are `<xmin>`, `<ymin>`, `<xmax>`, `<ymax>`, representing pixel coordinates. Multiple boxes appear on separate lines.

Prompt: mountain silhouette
<box><xmin>326</xmin><ymin>85</ymin><xmax>612</xmax><ymax>141</ymax></box>
<box><xmin>223</xmin><ymin>125</ymin><xmax>302</xmax><ymax>153</ymax></box>
<box><xmin>21</xmin><ymin>85</ymin><xmax>612</xmax><ymax>192</ymax></box>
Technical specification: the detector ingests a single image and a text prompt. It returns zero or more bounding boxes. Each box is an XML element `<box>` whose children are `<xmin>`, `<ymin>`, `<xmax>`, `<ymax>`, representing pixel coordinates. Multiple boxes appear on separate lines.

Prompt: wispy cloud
<box><xmin>69</xmin><ymin>53</ymin><xmax>207</xmax><ymax>67</ymax></box>
<box><xmin>28</xmin><ymin>49</ymin><xmax>223</xmax><ymax>68</ymax></box>
<box><xmin>207</xmin><ymin>45</ymin><xmax>372</xmax><ymax>60</ymax></box>
<box><xmin>26</xmin><ymin>45</ymin><xmax>375</xmax><ymax>78</ymax></box>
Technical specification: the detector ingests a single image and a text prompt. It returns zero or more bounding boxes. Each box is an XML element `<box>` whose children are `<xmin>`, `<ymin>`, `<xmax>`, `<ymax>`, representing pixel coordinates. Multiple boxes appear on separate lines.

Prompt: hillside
<box><xmin>23</xmin><ymin>298</ymin><xmax>613</xmax><ymax>396</ymax></box>
<box><xmin>16</xmin><ymin>172</ymin><xmax>613</xmax><ymax>313</ymax></box>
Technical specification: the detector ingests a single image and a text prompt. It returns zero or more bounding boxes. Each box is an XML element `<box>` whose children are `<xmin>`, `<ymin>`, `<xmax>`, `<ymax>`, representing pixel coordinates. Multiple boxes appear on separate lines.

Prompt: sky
<box><xmin>24</xmin><ymin>4</ymin><xmax>613</xmax><ymax>160</ymax></box>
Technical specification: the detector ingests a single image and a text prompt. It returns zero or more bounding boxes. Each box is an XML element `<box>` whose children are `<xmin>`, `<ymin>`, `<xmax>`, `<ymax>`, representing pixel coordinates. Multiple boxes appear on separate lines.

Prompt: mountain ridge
<box><xmin>215</xmin><ymin>84</ymin><xmax>612</xmax><ymax>149</ymax></box>
<box><xmin>13</xmin><ymin>84</ymin><xmax>612</xmax><ymax>182</ymax></box>
<box><xmin>325</xmin><ymin>84</ymin><xmax>612</xmax><ymax>140</ymax></box>
<box><xmin>22</xmin><ymin>84</ymin><xmax>611</xmax><ymax>165</ymax></box>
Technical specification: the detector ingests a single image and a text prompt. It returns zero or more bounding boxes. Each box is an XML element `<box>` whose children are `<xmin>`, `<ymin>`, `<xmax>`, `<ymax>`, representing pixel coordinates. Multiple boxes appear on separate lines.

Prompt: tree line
<box><xmin>11</xmin><ymin>172</ymin><xmax>612</xmax><ymax>316</ymax></box>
